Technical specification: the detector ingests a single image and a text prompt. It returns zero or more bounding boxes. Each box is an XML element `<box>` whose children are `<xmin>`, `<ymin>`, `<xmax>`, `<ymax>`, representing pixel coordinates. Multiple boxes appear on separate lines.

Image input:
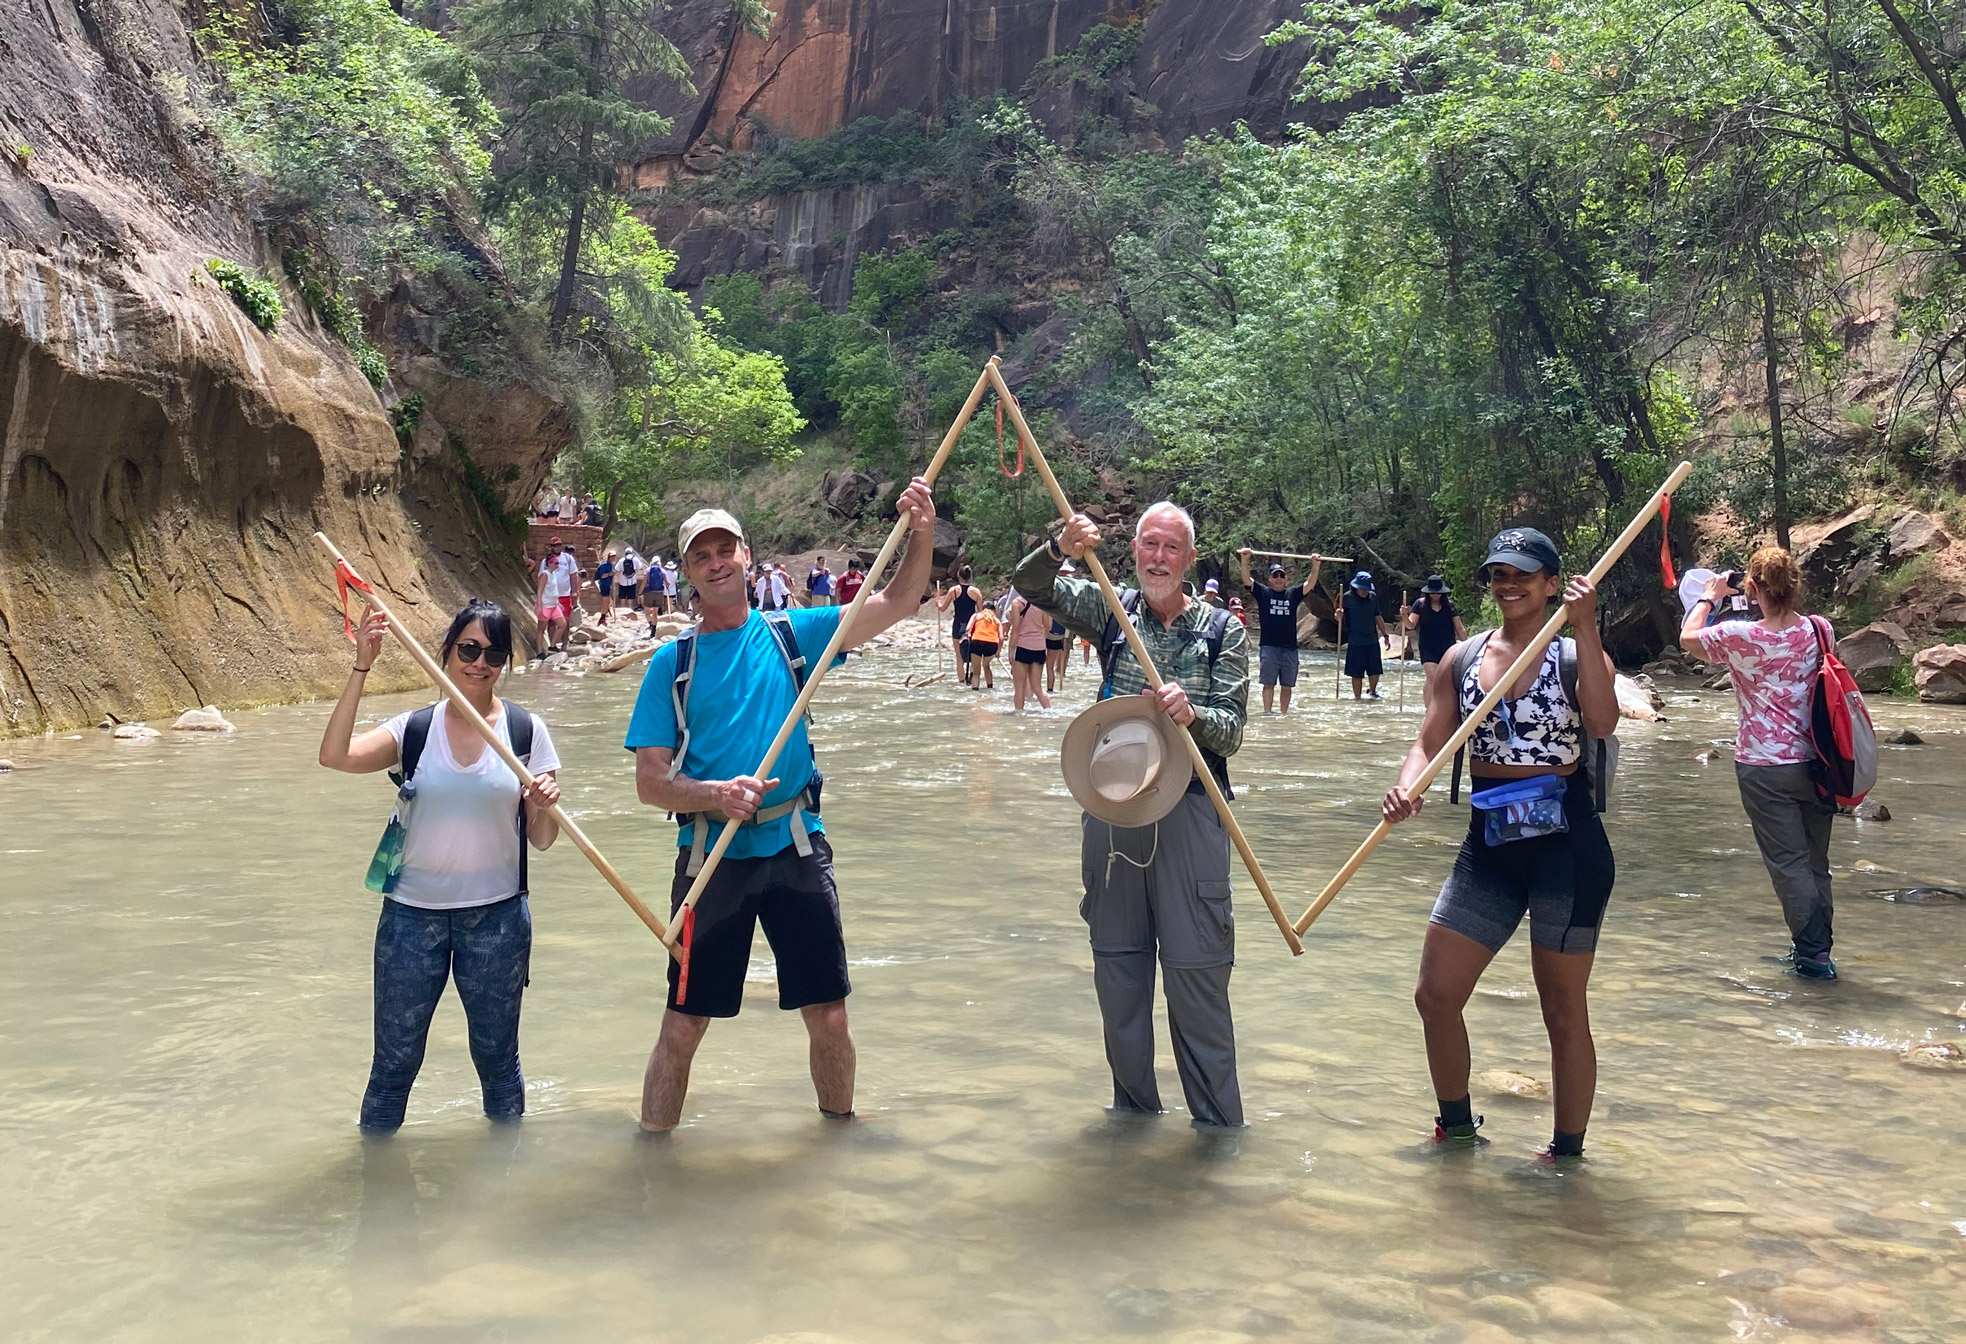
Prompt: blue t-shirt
<box><xmin>624</xmin><ymin>607</ymin><xmax>843</xmax><ymax>860</ymax></box>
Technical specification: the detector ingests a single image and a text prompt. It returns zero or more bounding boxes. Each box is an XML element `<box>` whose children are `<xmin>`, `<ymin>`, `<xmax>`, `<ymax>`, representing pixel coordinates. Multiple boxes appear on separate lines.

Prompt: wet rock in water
<box><xmin>1840</xmin><ymin>799</ymin><xmax>1891</xmax><ymax>821</ymax></box>
<box><xmin>1882</xmin><ymin>726</ymin><xmax>1923</xmax><ymax>745</ymax></box>
<box><xmin>1320</xmin><ymin>1276</ymin><xmax>1424</xmax><ymax>1326</ymax></box>
<box><xmin>1912</xmin><ymin>644</ymin><xmax>1966</xmax><ymax>703</ymax></box>
<box><xmin>1767</xmin><ymin>1284</ymin><xmax>1878</xmax><ymax>1331</ymax></box>
<box><xmin>112</xmin><ymin>722</ymin><xmax>159</xmax><ymax>739</ymax></box>
<box><xmin>1694</xmin><ymin>747</ymin><xmax>1723</xmax><ymax>763</ymax></box>
<box><xmin>1702</xmin><ymin>668</ymin><xmax>1732</xmax><ymax>690</ymax></box>
<box><xmin>1614</xmin><ymin>673</ymin><xmax>1665</xmax><ymax>721</ymax></box>
<box><xmin>1899</xmin><ymin>1042</ymin><xmax>1966</xmax><ymax>1071</ymax></box>
<box><xmin>171</xmin><ymin>705</ymin><xmax>234</xmax><ymax>732</ymax></box>
<box><xmin>1445</xmin><ymin>1325</ymin><xmax>1527</xmax><ymax>1344</ymax></box>
<box><xmin>1103</xmin><ymin>1283</ymin><xmax>1175</xmax><ymax>1330</ymax></box>
<box><xmin>0</xmin><ymin>759</ymin><xmax>12</xmax><ymax>772</ymax></box>
<box><xmin>1476</xmin><ymin>1069</ymin><xmax>1547</xmax><ymax>1099</ymax></box>
<box><xmin>1526</xmin><ymin>1284</ymin><xmax>1627</xmax><ymax>1330</ymax></box>
<box><xmin>1469</xmin><ymin>1295</ymin><xmax>1540</xmax><ymax>1330</ymax></box>
<box><xmin>1235</xmin><ymin>1304</ymin><xmax>1293</xmax><ymax>1335</ymax></box>
<box><xmin>1867</xmin><ymin>886</ymin><xmax>1965</xmax><ymax>903</ymax></box>
<box><xmin>978</xmin><ymin>1310</ymin><xmax>1063</xmax><ymax>1342</ymax></box>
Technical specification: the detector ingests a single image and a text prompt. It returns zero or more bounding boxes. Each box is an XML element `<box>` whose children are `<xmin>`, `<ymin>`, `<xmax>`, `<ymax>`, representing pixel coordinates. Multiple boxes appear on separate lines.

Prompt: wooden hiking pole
<box><xmin>985</xmin><ymin>361</ymin><xmax>1305</xmax><ymax>957</ymax></box>
<box><xmin>313</xmin><ymin>533</ymin><xmax>681</xmax><ymax>960</ymax></box>
<box><xmin>1334</xmin><ymin>598</ymin><xmax>1345</xmax><ymax>702</ymax></box>
<box><xmin>1292</xmin><ymin>460</ymin><xmax>1694</xmax><ymax>935</ymax></box>
<box><xmin>1397</xmin><ymin>588</ymin><xmax>1410</xmax><ymax>713</ymax></box>
<box><xmin>1248</xmin><ymin>550</ymin><xmax>1353</xmax><ymax>564</ymax></box>
<box><xmin>662</xmin><ymin>364</ymin><xmax>997</xmax><ymax>945</ymax></box>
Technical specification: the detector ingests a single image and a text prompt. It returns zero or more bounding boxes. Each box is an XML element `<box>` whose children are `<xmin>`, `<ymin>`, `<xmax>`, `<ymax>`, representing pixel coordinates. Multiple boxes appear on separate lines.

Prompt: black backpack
<box><xmin>394</xmin><ymin>702</ymin><xmax>537</xmax><ymax>894</ymax></box>
<box><xmin>1446</xmin><ymin>634</ymin><xmax>1617</xmax><ymax>812</ymax></box>
<box><xmin>1097</xmin><ymin>589</ymin><xmax>1238</xmax><ymax>799</ymax></box>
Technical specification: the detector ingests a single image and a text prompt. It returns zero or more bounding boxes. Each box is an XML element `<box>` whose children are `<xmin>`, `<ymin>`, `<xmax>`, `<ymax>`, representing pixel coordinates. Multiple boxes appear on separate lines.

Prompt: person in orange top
<box><xmin>965</xmin><ymin>603</ymin><xmax>1003</xmax><ymax>690</ymax></box>
<box><xmin>1006</xmin><ymin>592</ymin><xmax>1055</xmax><ymax>711</ymax></box>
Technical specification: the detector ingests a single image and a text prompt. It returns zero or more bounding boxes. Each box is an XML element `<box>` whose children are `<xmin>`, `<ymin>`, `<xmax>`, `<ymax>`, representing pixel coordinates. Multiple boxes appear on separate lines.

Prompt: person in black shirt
<box><xmin>1237</xmin><ymin>548</ymin><xmax>1324</xmax><ymax>713</ymax></box>
<box><xmin>1342</xmin><ymin>570</ymin><xmax>1393</xmax><ymax>699</ymax></box>
<box><xmin>1405</xmin><ymin>574</ymin><xmax>1467</xmax><ymax>710</ymax></box>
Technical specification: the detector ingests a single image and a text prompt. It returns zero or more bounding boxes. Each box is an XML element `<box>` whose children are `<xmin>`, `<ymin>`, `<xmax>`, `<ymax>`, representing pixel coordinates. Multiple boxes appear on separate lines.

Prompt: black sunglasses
<box><xmin>453</xmin><ymin>641</ymin><xmax>510</xmax><ymax>668</ymax></box>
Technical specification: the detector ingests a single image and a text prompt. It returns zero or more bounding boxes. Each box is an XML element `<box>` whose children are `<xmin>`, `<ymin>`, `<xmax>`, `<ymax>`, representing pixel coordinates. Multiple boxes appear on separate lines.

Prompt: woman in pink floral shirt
<box><xmin>1679</xmin><ymin>547</ymin><xmax>1839</xmax><ymax>979</ymax></box>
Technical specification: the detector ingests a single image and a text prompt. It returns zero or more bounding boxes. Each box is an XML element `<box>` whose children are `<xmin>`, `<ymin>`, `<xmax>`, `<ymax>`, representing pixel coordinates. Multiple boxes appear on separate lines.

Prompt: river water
<box><xmin>3</xmin><ymin>632</ymin><xmax>1963</xmax><ymax>1343</ymax></box>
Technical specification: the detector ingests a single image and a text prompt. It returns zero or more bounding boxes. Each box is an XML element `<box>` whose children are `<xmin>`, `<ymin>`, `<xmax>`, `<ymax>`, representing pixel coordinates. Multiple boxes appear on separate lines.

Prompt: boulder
<box><xmin>1901</xmin><ymin>1042</ymin><xmax>1966</xmax><ymax>1071</ymax></box>
<box><xmin>112</xmin><ymin>722</ymin><xmax>160</xmax><ymax>739</ymax></box>
<box><xmin>1886</xmin><ymin>509</ymin><xmax>1951</xmax><ymax>561</ymax></box>
<box><xmin>1835</xmin><ymin>622</ymin><xmax>1910</xmax><ymax>692</ymax></box>
<box><xmin>931</xmin><ymin>516</ymin><xmax>966</xmax><ymax>575</ymax></box>
<box><xmin>1936</xmin><ymin>592</ymin><xmax>1966</xmax><ymax>628</ymax></box>
<box><xmin>1839</xmin><ymin>799</ymin><xmax>1890</xmax><ymax>821</ymax></box>
<box><xmin>0</xmin><ymin>758</ymin><xmax>13</xmax><ymax>772</ymax></box>
<box><xmin>600</xmin><ymin>645</ymin><xmax>655</xmax><ymax>674</ymax></box>
<box><xmin>1791</xmin><ymin>503</ymin><xmax>1875</xmax><ymax>596</ymax></box>
<box><xmin>171</xmin><ymin>705</ymin><xmax>235</xmax><ymax>732</ymax></box>
<box><xmin>823</xmin><ymin>470</ymin><xmax>878</xmax><ymax>518</ymax></box>
<box><xmin>1882</xmin><ymin>727</ymin><xmax>1923</xmax><ymax>745</ymax></box>
<box><xmin>1836</xmin><ymin>550</ymin><xmax>1884</xmax><ymax>598</ymax></box>
<box><xmin>1614</xmin><ymin>673</ymin><xmax>1665</xmax><ymax>721</ymax></box>
<box><xmin>1913</xmin><ymin>645</ymin><xmax>1966</xmax><ymax>703</ymax></box>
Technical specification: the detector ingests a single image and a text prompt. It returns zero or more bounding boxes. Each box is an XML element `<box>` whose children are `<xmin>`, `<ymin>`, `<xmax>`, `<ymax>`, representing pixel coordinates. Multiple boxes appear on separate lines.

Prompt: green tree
<box><xmin>459</xmin><ymin>0</ymin><xmax>769</xmax><ymax>339</ymax></box>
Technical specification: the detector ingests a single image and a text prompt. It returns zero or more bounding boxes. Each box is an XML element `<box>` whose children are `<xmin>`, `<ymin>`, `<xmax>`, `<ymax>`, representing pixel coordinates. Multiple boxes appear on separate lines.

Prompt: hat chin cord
<box><xmin>1105</xmin><ymin>819</ymin><xmax>1161</xmax><ymax>884</ymax></box>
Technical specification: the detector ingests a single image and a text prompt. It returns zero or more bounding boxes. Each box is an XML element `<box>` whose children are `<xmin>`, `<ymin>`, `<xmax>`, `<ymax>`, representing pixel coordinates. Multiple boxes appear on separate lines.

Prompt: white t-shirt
<box><xmin>381</xmin><ymin>701</ymin><xmax>561</xmax><ymax>909</ymax></box>
<box><xmin>557</xmin><ymin>494</ymin><xmax>579</xmax><ymax>522</ymax></box>
<box><xmin>540</xmin><ymin>551</ymin><xmax>576</xmax><ymax>598</ymax></box>
<box><xmin>768</xmin><ymin>570</ymin><xmax>789</xmax><ymax>605</ymax></box>
<box><xmin>661</xmin><ymin>564</ymin><xmax>677</xmax><ymax>595</ymax></box>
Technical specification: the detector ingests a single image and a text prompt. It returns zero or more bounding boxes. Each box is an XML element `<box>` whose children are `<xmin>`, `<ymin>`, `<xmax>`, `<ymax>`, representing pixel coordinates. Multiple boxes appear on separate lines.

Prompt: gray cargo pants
<box><xmin>1079</xmin><ymin>790</ymin><xmax>1243</xmax><ymax>1127</ymax></box>
<box><xmin>1735</xmin><ymin>761</ymin><xmax>1834</xmax><ymax>960</ymax></box>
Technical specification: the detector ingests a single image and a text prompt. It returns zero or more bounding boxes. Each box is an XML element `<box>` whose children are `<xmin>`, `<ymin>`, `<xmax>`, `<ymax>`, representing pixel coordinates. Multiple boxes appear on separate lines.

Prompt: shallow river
<box><xmin>3</xmin><ymin>634</ymin><xmax>1964</xmax><ymax>1343</ymax></box>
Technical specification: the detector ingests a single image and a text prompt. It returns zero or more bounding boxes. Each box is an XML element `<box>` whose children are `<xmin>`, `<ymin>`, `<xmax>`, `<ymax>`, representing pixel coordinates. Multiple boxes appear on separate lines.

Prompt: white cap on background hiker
<box><xmin>678</xmin><ymin>508</ymin><xmax>745</xmax><ymax>555</ymax></box>
<box><xmin>1060</xmin><ymin>695</ymin><xmax>1191</xmax><ymax>828</ymax></box>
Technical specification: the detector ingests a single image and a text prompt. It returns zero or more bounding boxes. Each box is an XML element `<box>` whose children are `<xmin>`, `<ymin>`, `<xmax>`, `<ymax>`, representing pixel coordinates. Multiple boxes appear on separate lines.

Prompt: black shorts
<box><xmin>1430</xmin><ymin>773</ymin><xmax>1615</xmax><ymax>954</ymax></box>
<box><xmin>969</xmin><ymin>641</ymin><xmax>1000</xmax><ymax>658</ymax></box>
<box><xmin>597</xmin><ymin>580</ymin><xmax>613</xmax><ymax>597</ymax></box>
<box><xmin>1014</xmin><ymin>646</ymin><xmax>1046</xmax><ymax>665</ymax></box>
<box><xmin>616</xmin><ymin>585</ymin><xmax>638</xmax><ymax>602</ymax></box>
<box><xmin>667</xmin><ymin>834</ymin><xmax>850</xmax><ymax>1018</ymax></box>
<box><xmin>1045</xmin><ymin>638</ymin><xmax>1066</xmax><ymax>650</ymax></box>
<box><xmin>1345</xmin><ymin>643</ymin><xmax>1384</xmax><ymax>678</ymax></box>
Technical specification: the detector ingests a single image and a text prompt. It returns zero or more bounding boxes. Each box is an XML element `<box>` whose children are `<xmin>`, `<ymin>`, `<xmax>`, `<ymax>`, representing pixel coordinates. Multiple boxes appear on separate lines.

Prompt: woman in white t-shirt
<box><xmin>1680</xmin><ymin>546</ymin><xmax>1839</xmax><ymax>979</ymax></box>
<box><xmin>319</xmin><ymin>599</ymin><xmax>563</xmax><ymax>1130</ymax></box>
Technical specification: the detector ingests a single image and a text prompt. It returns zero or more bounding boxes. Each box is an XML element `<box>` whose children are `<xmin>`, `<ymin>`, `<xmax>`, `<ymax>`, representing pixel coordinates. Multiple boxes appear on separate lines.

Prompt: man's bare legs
<box><xmin>1262</xmin><ymin>684</ymin><xmax>1276</xmax><ymax>713</ymax></box>
<box><xmin>802</xmin><ymin>999</ymin><xmax>856</xmax><ymax>1117</ymax></box>
<box><xmin>1279</xmin><ymin>685</ymin><xmax>1294</xmax><ymax>713</ymax></box>
<box><xmin>639</xmin><ymin>1000</ymin><xmax>856</xmax><ymax>1130</ymax></box>
<box><xmin>641</xmin><ymin>1009</ymin><xmax>710</xmax><ymax>1132</ymax></box>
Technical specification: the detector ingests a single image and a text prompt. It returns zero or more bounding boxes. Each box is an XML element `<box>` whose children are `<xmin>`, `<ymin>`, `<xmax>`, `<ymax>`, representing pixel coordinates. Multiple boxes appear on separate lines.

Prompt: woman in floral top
<box><xmin>1680</xmin><ymin>547</ymin><xmax>1839</xmax><ymax>980</ymax></box>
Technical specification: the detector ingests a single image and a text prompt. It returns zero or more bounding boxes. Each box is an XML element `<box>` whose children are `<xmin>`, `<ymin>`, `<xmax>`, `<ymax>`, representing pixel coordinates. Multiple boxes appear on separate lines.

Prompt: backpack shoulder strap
<box><xmin>1203</xmin><ymin>604</ymin><xmax>1234</xmax><ymax>668</ymax></box>
<box><xmin>762</xmin><ymin>609</ymin><xmax>810</xmax><ymax>696</ymax></box>
<box><xmin>1447</xmin><ymin>636</ymin><xmax>1488</xmax><ymax>804</ymax></box>
<box><xmin>667</xmin><ymin>626</ymin><xmax>699</xmax><ymax>781</ymax></box>
<box><xmin>392</xmin><ymin>704</ymin><xmax>438</xmax><ymax>787</ymax></box>
<box><xmin>502</xmin><ymin>702</ymin><xmax>536</xmax><ymax>897</ymax></box>
<box><xmin>1557</xmin><ymin>636</ymin><xmax>1579</xmax><ymax>706</ymax></box>
<box><xmin>1554</xmin><ymin>636</ymin><xmax>1614</xmax><ymax>813</ymax></box>
<box><xmin>1098</xmin><ymin>589</ymin><xmax>1142</xmax><ymax>699</ymax></box>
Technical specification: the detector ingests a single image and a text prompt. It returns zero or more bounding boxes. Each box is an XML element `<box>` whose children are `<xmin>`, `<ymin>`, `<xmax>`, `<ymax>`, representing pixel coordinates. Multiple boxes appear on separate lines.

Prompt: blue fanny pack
<box><xmin>1469</xmin><ymin>773</ymin><xmax>1569</xmax><ymax>846</ymax></box>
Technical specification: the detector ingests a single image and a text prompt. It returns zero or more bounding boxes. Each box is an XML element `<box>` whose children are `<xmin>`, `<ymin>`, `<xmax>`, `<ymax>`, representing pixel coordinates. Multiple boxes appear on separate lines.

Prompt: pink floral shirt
<box><xmin>1695</xmin><ymin>618</ymin><xmax>1825</xmax><ymax>766</ymax></box>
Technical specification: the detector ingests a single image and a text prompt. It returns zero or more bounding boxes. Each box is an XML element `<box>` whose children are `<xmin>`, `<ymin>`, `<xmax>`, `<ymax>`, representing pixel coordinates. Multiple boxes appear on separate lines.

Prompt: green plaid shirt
<box><xmin>1012</xmin><ymin>546</ymin><xmax>1249</xmax><ymax>760</ymax></box>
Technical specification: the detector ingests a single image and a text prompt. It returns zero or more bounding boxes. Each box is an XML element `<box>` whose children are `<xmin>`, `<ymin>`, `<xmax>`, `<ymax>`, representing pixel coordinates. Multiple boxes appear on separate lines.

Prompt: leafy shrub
<box><xmin>353</xmin><ymin>343</ymin><xmax>389</xmax><ymax>386</ymax></box>
<box><xmin>393</xmin><ymin>392</ymin><xmax>425</xmax><ymax>449</ymax></box>
<box><xmin>205</xmin><ymin>258</ymin><xmax>284</xmax><ymax>332</ymax></box>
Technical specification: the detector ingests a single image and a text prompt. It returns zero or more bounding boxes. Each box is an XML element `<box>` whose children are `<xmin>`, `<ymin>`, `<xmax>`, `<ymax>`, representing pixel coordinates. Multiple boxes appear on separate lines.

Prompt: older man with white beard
<box><xmin>1012</xmin><ymin>501</ymin><xmax>1251</xmax><ymax>1129</ymax></box>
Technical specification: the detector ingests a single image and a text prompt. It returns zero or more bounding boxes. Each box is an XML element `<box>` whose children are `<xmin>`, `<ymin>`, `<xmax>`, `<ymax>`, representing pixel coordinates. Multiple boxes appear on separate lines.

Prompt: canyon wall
<box><xmin>0</xmin><ymin>1</ymin><xmax>566</xmax><ymax>736</ymax></box>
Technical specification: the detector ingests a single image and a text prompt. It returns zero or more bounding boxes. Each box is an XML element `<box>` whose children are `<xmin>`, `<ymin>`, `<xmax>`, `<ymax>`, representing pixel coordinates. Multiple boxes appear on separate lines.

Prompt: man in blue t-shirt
<box><xmin>1236</xmin><ymin>548</ymin><xmax>1324</xmax><ymax>714</ymax></box>
<box><xmin>626</xmin><ymin>481</ymin><xmax>937</xmax><ymax>1132</ymax></box>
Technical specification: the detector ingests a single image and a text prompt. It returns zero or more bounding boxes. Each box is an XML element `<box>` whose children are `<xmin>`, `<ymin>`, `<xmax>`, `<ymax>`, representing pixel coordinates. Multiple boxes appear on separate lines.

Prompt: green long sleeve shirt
<box><xmin>1012</xmin><ymin>545</ymin><xmax>1249</xmax><ymax>760</ymax></box>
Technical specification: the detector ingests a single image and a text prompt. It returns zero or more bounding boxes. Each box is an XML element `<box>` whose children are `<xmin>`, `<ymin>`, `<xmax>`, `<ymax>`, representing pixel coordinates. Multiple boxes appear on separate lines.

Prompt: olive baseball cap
<box><xmin>678</xmin><ymin>508</ymin><xmax>745</xmax><ymax>557</ymax></box>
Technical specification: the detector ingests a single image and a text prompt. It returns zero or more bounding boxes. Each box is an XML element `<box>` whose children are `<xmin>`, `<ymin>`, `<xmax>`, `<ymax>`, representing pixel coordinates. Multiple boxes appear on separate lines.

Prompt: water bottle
<box><xmin>364</xmin><ymin>816</ymin><xmax>408</xmax><ymax>894</ymax></box>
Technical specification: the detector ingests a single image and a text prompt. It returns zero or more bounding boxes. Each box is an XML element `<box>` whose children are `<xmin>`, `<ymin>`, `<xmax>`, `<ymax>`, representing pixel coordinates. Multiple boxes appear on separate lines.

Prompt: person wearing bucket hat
<box><xmin>1405</xmin><ymin>574</ymin><xmax>1467</xmax><ymax>710</ymax></box>
<box><xmin>1342</xmin><ymin>570</ymin><xmax>1394</xmax><ymax>699</ymax></box>
<box><xmin>625</xmin><ymin>480</ymin><xmax>939</xmax><ymax>1132</ymax></box>
<box><xmin>1014</xmin><ymin>501</ymin><xmax>1251</xmax><ymax>1130</ymax></box>
<box><xmin>1236</xmin><ymin>549</ymin><xmax>1324</xmax><ymax>714</ymax></box>
<box><xmin>1380</xmin><ymin>525</ymin><xmax>1620</xmax><ymax>1161</ymax></box>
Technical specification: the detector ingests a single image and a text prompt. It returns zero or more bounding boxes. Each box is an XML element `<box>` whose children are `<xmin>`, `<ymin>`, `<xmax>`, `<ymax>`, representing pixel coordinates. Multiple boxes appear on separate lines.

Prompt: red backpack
<box><xmin>1805</xmin><ymin>615</ymin><xmax>1877</xmax><ymax>807</ymax></box>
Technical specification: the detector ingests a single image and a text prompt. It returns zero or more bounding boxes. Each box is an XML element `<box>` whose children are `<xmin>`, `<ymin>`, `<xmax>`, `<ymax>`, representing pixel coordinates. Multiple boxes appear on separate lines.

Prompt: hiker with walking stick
<box><xmin>626</xmin><ymin>485</ymin><xmax>937</xmax><ymax>1132</ymax></box>
<box><xmin>1405</xmin><ymin>574</ymin><xmax>1467</xmax><ymax>711</ymax></box>
<box><xmin>318</xmin><ymin>599</ymin><xmax>563</xmax><ymax>1132</ymax></box>
<box><xmin>1342</xmin><ymin>570</ymin><xmax>1394</xmax><ymax>699</ymax></box>
<box><xmin>1013</xmin><ymin>502</ymin><xmax>1252</xmax><ymax>1132</ymax></box>
<box><xmin>1237</xmin><ymin>548</ymin><xmax>1323</xmax><ymax>714</ymax></box>
<box><xmin>1381</xmin><ymin>529</ymin><xmax>1620</xmax><ymax>1161</ymax></box>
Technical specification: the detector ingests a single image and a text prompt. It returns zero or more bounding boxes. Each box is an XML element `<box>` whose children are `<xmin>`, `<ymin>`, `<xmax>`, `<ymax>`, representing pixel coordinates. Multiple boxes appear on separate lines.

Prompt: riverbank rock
<box><xmin>1836</xmin><ymin>622</ymin><xmax>1911</xmax><ymax>692</ymax></box>
<box><xmin>1881</xmin><ymin>727</ymin><xmax>1923</xmax><ymax>744</ymax></box>
<box><xmin>601</xmin><ymin>646</ymin><xmax>656</xmax><ymax>673</ymax></box>
<box><xmin>171</xmin><ymin>706</ymin><xmax>235</xmax><ymax>732</ymax></box>
<box><xmin>1912</xmin><ymin>645</ymin><xmax>1966</xmax><ymax>702</ymax></box>
<box><xmin>1886</xmin><ymin>509</ymin><xmax>1950</xmax><ymax>561</ymax></box>
<box><xmin>1476</xmin><ymin>1069</ymin><xmax>1547</xmax><ymax>1099</ymax></box>
<box><xmin>1614</xmin><ymin>673</ymin><xmax>1665</xmax><ymax>720</ymax></box>
<box><xmin>1840</xmin><ymin>800</ymin><xmax>1891</xmax><ymax>821</ymax></box>
<box><xmin>112</xmin><ymin>722</ymin><xmax>159</xmax><ymax>739</ymax></box>
<box><xmin>1900</xmin><ymin>1042</ymin><xmax>1966</xmax><ymax>1071</ymax></box>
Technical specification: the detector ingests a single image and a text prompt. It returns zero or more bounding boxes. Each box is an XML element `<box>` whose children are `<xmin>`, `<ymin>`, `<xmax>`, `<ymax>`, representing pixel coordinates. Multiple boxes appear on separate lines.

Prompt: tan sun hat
<box><xmin>678</xmin><ymin>507</ymin><xmax>745</xmax><ymax>557</ymax></box>
<box><xmin>1060</xmin><ymin>694</ymin><xmax>1193</xmax><ymax>828</ymax></box>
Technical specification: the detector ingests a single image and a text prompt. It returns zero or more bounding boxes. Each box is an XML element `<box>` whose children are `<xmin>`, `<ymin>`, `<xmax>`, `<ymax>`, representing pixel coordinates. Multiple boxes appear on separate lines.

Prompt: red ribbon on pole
<box><xmin>674</xmin><ymin>904</ymin><xmax>696</xmax><ymax>1006</ymax></box>
<box><xmin>1658</xmin><ymin>495</ymin><xmax>1678</xmax><ymax>588</ymax></box>
<box><xmin>996</xmin><ymin>394</ymin><xmax>1024</xmax><ymax>478</ymax></box>
<box><xmin>334</xmin><ymin>559</ymin><xmax>377</xmax><ymax>641</ymax></box>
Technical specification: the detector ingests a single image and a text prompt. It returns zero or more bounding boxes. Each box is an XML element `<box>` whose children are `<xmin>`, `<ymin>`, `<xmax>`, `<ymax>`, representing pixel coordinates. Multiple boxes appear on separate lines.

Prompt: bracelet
<box><xmin>1045</xmin><ymin>536</ymin><xmax>1065</xmax><ymax>561</ymax></box>
<box><xmin>352</xmin><ymin>664</ymin><xmax>373</xmax><ymax>674</ymax></box>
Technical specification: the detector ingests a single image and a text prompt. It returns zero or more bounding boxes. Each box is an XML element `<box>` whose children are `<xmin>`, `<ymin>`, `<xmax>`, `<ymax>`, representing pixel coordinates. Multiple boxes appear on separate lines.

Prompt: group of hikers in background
<box><xmin>325</xmin><ymin>487</ymin><xmax>1853</xmax><ymax>1167</ymax></box>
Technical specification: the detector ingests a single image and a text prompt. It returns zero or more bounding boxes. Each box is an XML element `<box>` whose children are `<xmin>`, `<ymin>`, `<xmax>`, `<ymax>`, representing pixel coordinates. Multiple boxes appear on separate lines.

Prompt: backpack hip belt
<box><xmin>678</xmin><ymin>795</ymin><xmax>814</xmax><ymax>877</ymax></box>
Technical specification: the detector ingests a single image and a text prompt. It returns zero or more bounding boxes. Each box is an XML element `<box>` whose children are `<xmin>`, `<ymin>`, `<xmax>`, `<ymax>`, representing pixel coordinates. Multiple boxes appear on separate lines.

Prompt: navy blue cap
<box><xmin>1350</xmin><ymin>570</ymin><xmax>1375</xmax><ymax>593</ymax></box>
<box><xmin>1479</xmin><ymin>527</ymin><xmax>1562</xmax><ymax>581</ymax></box>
